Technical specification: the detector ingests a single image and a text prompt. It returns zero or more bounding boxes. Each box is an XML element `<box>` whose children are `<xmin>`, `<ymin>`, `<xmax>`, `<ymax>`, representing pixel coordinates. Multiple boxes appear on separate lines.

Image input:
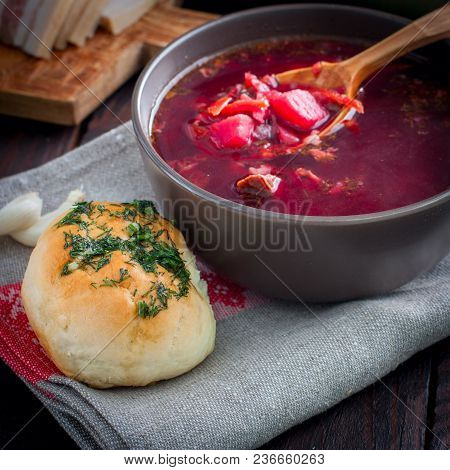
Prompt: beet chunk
<box><xmin>245</xmin><ymin>72</ymin><xmax>271</xmax><ymax>93</ymax></box>
<box><xmin>276</xmin><ymin>121</ymin><xmax>300</xmax><ymax>145</ymax></box>
<box><xmin>220</xmin><ymin>97</ymin><xmax>269</xmax><ymax>118</ymax></box>
<box><xmin>210</xmin><ymin>114</ymin><xmax>255</xmax><ymax>149</ymax></box>
<box><xmin>268</xmin><ymin>89</ymin><xmax>329</xmax><ymax>130</ymax></box>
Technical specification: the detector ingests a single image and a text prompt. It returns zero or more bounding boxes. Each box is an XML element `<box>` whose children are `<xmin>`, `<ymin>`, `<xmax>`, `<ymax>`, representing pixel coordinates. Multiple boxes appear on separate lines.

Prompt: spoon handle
<box><xmin>345</xmin><ymin>5</ymin><xmax>450</xmax><ymax>84</ymax></box>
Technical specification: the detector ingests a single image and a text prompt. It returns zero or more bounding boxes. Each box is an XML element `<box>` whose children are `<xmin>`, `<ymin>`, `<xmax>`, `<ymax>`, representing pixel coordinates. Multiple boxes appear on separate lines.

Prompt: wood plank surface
<box><xmin>0</xmin><ymin>2</ymin><xmax>216</xmax><ymax>125</ymax></box>
<box><xmin>261</xmin><ymin>346</ymin><xmax>437</xmax><ymax>449</ymax></box>
<box><xmin>429</xmin><ymin>341</ymin><xmax>450</xmax><ymax>449</ymax></box>
<box><xmin>0</xmin><ymin>115</ymin><xmax>81</xmax><ymax>177</ymax></box>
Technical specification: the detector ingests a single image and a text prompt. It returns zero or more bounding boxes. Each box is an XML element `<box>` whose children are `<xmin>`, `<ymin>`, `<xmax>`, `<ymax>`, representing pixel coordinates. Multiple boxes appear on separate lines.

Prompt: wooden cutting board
<box><xmin>0</xmin><ymin>2</ymin><xmax>217</xmax><ymax>125</ymax></box>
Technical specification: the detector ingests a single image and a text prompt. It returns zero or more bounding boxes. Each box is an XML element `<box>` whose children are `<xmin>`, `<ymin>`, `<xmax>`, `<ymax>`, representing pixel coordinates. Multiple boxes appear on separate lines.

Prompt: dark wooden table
<box><xmin>0</xmin><ymin>72</ymin><xmax>448</xmax><ymax>450</ymax></box>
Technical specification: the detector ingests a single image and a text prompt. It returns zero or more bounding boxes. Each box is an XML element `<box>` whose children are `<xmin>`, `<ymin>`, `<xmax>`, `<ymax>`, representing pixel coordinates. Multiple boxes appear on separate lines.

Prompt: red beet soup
<box><xmin>151</xmin><ymin>37</ymin><xmax>450</xmax><ymax>216</ymax></box>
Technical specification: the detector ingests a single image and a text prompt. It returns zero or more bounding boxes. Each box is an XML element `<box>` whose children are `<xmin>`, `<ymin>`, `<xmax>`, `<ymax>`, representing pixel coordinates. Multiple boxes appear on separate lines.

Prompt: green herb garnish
<box><xmin>100</xmin><ymin>268</ymin><xmax>130</xmax><ymax>287</ymax></box>
<box><xmin>62</xmin><ymin>233</ymin><xmax>120</xmax><ymax>273</ymax></box>
<box><xmin>137</xmin><ymin>300</ymin><xmax>159</xmax><ymax>318</ymax></box>
<box><xmin>57</xmin><ymin>201</ymin><xmax>190</xmax><ymax>319</ymax></box>
<box><xmin>130</xmin><ymin>200</ymin><xmax>158</xmax><ymax>219</ymax></box>
<box><xmin>56</xmin><ymin>201</ymin><xmax>93</xmax><ymax>228</ymax></box>
<box><xmin>109</xmin><ymin>200</ymin><xmax>158</xmax><ymax>222</ymax></box>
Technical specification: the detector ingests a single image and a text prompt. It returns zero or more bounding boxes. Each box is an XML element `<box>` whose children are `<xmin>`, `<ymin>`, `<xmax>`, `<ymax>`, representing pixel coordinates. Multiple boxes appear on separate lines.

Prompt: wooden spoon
<box><xmin>276</xmin><ymin>6</ymin><xmax>450</xmax><ymax>136</ymax></box>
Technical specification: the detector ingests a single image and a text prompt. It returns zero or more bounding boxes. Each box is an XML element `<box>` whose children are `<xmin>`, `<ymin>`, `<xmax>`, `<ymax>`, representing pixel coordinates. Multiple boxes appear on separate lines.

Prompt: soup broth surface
<box><xmin>152</xmin><ymin>37</ymin><xmax>450</xmax><ymax>216</ymax></box>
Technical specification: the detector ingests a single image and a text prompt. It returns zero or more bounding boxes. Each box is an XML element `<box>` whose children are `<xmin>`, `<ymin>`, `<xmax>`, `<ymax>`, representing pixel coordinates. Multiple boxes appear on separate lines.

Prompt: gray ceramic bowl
<box><xmin>132</xmin><ymin>4</ymin><xmax>450</xmax><ymax>302</ymax></box>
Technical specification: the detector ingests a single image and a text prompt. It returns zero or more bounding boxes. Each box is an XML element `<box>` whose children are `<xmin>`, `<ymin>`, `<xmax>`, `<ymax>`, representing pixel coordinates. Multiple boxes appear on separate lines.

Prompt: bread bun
<box><xmin>21</xmin><ymin>201</ymin><xmax>215</xmax><ymax>388</ymax></box>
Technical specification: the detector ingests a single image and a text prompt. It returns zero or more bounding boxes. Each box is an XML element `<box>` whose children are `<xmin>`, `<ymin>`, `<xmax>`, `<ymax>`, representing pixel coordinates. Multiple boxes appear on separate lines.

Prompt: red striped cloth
<box><xmin>0</xmin><ymin>262</ymin><xmax>266</xmax><ymax>385</ymax></box>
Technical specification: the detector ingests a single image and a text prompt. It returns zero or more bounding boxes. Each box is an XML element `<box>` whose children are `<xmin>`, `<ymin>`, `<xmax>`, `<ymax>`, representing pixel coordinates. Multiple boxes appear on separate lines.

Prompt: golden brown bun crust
<box><xmin>21</xmin><ymin>202</ymin><xmax>215</xmax><ymax>388</ymax></box>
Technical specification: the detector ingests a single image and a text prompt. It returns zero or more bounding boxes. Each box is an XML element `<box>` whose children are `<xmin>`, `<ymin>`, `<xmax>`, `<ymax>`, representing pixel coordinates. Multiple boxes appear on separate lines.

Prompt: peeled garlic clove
<box><xmin>0</xmin><ymin>192</ymin><xmax>42</xmax><ymax>236</ymax></box>
<box><xmin>10</xmin><ymin>189</ymin><xmax>85</xmax><ymax>247</ymax></box>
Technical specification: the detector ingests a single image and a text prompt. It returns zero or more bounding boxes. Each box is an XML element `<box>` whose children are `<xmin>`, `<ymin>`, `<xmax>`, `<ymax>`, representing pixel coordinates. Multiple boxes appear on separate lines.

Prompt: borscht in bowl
<box><xmin>133</xmin><ymin>5</ymin><xmax>450</xmax><ymax>301</ymax></box>
<box><xmin>152</xmin><ymin>37</ymin><xmax>449</xmax><ymax>217</ymax></box>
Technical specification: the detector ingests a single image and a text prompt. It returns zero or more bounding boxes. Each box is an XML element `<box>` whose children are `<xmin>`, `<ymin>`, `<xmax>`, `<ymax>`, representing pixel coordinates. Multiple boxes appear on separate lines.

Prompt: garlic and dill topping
<box><xmin>55</xmin><ymin>200</ymin><xmax>191</xmax><ymax>318</ymax></box>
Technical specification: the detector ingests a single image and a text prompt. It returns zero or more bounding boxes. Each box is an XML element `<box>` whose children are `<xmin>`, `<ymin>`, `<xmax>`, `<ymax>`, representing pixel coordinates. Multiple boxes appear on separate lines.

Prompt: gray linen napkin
<box><xmin>0</xmin><ymin>123</ymin><xmax>448</xmax><ymax>449</ymax></box>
